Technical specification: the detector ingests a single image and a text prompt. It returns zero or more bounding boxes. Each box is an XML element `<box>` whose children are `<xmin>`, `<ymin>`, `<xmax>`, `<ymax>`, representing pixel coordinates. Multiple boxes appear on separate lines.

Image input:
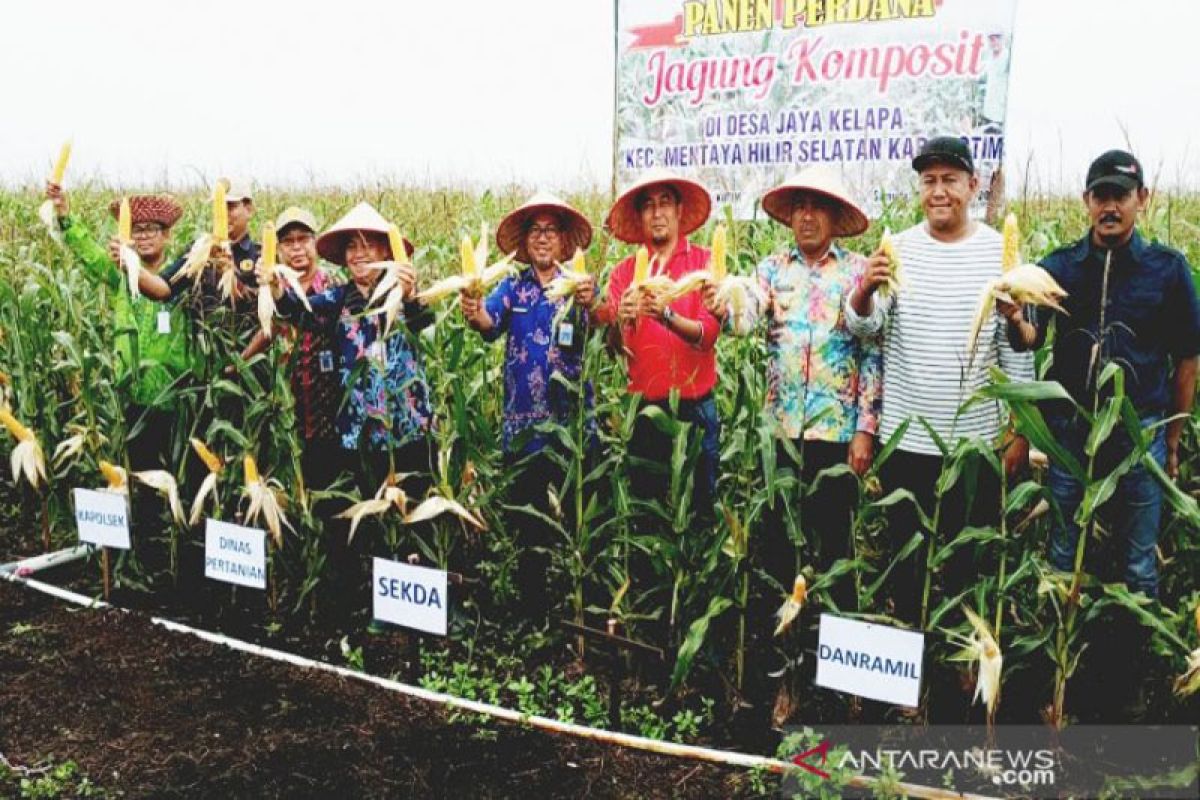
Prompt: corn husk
<box><xmin>404</xmin><ymin>494</ymin><xmax>486</xmax><ymax>530</ymax></box>
<box><xmin>37</xmin><ymin>200</ymin><xmax>63</xmax><ymax>245</ymax></box>
<box><xmin>242</xmin><ymin>455</ymin><xmax>293</xmax><ymax>547</ymax></box>
<box><xmin>338</xmin><ymin>484</ymin><xmax>408</xmax><ymax>545</ymax></box>
<box><xmin>773</xmin><ymin>575</ymin><xmax>807</xmax><ymax>637</ymax></box>
<box><xmin>256</xmin><ymin>259</ymin><xmax>311</xmax><ymax>337</ymax></box>
<box><xmin>0</xmin><ymin>408</ymin><xmax>46</xmax><ymax>489</ymax></box>
<box><xmin>188</xmin><ymin>438</ymin><xmax>224</xmax><ymax>527</ymax></box>
<box><xmin>1174</xmin><ymin>649</ymin><xmax>1200</xmax><ymax>698</ymax></box>
<box><xmin>98</xmin><ymin>460</ymin><xmax>127</xmax><ymax>493</ymax></box>
<box><xmin>967</xmin><ymin>263</ymin><xmax>1068</xmax><ymax>367</ymax></box>
<box><xmin>133</xmin><ymin>469</ymin><xmax>185</xmax><ymax>527</ymax></box>
<box><xmin>948</xmin><ymin>607</ymin><xmax>1003</xmax><ymax>717</ymax></box>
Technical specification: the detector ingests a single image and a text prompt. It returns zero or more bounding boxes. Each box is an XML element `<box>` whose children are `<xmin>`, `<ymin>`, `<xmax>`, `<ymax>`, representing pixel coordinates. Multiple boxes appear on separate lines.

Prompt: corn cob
<box><xmin>710</xmin><ymin>223</ymin><xmax>727</xmax><ymax>282</ymax></box>
<box><xmin>262</xmin><ymin>222</ymin><xmax>277</xmax><ymax>267</ymax></box>
<box><xmin>212</xmin><ymin>181</ymin><xmax>228</xmax><ymax>242</ymax></box>
<box><xmin>877</xmin><ymin>228</ymin><xmax>903</xmax><ymax>297</ymax></box>
<box><xmin>967</xmin><ymin>263</ymin><xmax>1068</xmax><ymax>368</ymax></box>
<box><xmin>773</xmin><ymin>575</ymin><xmax>807</xmax><ymax>637</ymax></box>
<box><xmin>0</xmin><ymin>407</ymin><xmax>47</xmax><ymax>489</ymax></box>
<box><xmin>50</xmin><ymin>140</ymin><xmax>72</xmax><ymax>185</ymax></box>
<box><xmin>1001</xmin><ymin>212</ymin><xmax>1020</xmax><ymax>273</ymax></box>
<box><xmin>117</xmin><ymin>198</ymin><xmax>132</xmax><ymax>245</ymax></box>
<box><xmin>388</xmin><ymin>224</ymin><xmax>410</xmax><ymax>266</ymax></box>
<box><xmin>98</xmin><ymin>460</ymin><xmax>127</xmax><ymax>492</ymax></box>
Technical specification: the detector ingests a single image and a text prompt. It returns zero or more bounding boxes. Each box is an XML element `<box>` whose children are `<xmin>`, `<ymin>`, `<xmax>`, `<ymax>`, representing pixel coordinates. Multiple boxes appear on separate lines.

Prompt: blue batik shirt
<box><xmin>481</xmin><ymin>267</ymin><xmax>595</xmax><ymax>456</ymax></box>
<box><xmin>277</xmin><ymin>283</ymin><xmax>435</xmax><ymax>452</ymax></box>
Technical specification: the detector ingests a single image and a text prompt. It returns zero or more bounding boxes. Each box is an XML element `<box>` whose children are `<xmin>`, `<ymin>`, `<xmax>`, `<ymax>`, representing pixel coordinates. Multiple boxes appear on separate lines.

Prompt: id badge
<box><xmin>557</xmin><ymin>322</ymin><xmax>574</xmax><ymax>348</ymax></box>
<box><xmin>318</xmin><ymin>351</ymin><xmax>335</xmax><ymax>373</ymax></box>
<box><xmin>156</xmin><ymin>310</ymin><xmax>171</xmax><ymax>334</ymax></box>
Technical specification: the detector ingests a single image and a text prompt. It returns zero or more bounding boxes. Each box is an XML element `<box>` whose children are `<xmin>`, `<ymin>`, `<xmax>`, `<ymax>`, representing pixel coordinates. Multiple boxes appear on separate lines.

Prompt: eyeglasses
<box><xmin>131</xmin><ymin>224</ymin><xmax>164</xmax><ymax>236</ymax></box>
<box><xmin>527</xmin><ymin>225</ymin><xmax>561</xmax><ymax>240</ymax></box>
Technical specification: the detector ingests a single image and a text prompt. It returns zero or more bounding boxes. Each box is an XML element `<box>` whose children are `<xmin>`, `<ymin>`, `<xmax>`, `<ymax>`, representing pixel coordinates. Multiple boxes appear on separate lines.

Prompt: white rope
<box><xmin>1</xmin><ymin>566</ymin><xmax>997</xmax><ymax>800</ymax></box>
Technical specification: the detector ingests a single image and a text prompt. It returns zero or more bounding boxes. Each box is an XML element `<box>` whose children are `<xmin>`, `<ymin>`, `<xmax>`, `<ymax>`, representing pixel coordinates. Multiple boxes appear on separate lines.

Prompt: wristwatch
<box><xmin>661</xmin><ymin>306</ymin><xmax>676</xmax><ymax>324</ymax></box>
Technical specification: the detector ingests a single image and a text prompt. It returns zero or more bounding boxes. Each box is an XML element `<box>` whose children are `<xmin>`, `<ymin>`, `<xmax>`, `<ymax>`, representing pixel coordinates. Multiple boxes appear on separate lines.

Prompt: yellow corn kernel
<box><xmin>117</xmin><ymin>198</ymin><xmax>132</xmax><ymax>245</ymax></box>
<box><xmin>711</xmin><ymin>223</ymin><xmax>727</xmax><ymax>282</ymax></box>
<box><xmin>388</xmin><ymin>224</ymin><xmax>409</xmax><ymax>266</ymax></box>
<box><xmin>0</xmin><ymin>408</ymin><xmax>33</xmax><ymax>442</ymax></box>
<box><xmin>262</xmin><ymin>223</ymin><xmax>277</xmax><ymax>268</ymax></box>
<box><xmin>190</xmin><ymin>438</ymin><xmax>223</xmax><ymax>473</ymax></box>
<box><xmin>571</xmin><ymin>247</ymin><xmax>587</xmax><ymax>275</ymax></box>
<box><xmin>460</xmin><ymin>234</ymin><xmax>477</xmax><ymax>279</ymax></box>
<box><xmin>98</xmin><ymin>460</ymin><xmax>126</xmax><ymax>490</ymax></box>
<box><xmin>791</xmin><ymin>574</ymin><xmax>808</xmax><ymax>605</ymax></box>
<box><xmin>633</xmin><ymin>246</ymin><xmax>649</xmax><ymax>284</ymax></box>
<box><xmin>50</xmin><ymin>140</ymin><xmax>72</xmax><ymax>184</ymax></box>
<box><xmin>243</xmin><ymin>455</ymin><xmax>260</xmax><ymax>485</ymax></box>
<box><xmin>1001</xmin><ymin>212</ymin><xmax>1020</xmax><ymax>273</ymax></box>
<box><xmin>212</xmin><ymin>181</ymin><xmax>228</xmax><ymax>242</ymax></box>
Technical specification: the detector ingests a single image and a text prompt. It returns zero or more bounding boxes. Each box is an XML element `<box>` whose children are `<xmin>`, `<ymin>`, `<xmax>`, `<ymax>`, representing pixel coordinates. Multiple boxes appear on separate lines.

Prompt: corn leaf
<box><xmin>670</xmin><ymin>595</ymin><xmax>733</xmax><ymax>691</ymax></box>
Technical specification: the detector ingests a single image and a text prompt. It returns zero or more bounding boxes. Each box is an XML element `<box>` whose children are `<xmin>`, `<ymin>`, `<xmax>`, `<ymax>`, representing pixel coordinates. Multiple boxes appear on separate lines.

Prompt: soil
<box><xmin>0</xmin><ymin>580</ymin><xmax>763</xmax><ymax>799</ymax></box>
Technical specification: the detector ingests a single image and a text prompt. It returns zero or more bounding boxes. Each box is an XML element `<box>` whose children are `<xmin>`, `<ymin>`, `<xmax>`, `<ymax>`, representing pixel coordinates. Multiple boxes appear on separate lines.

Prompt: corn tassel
<box><xmin>0</xmin><ymin>408</ymin><xmax>47</xmax><ymax>489</ymax></box>
<box><xmin>1001</xmin><ymin>212</ymin><xmax>1020</xmax><ymax>273</ymax></box>
<box><xmin>773</xmin><ymin>575</ymin><xmax>807</xmax><ymax>637</ymax></box>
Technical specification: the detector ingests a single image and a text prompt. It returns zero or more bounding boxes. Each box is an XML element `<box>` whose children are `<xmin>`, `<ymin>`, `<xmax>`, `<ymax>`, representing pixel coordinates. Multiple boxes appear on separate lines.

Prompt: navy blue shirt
<box><xmin>1034</xmin><ymin>229</ymin><xmax>1200</xmax><ymax>415</ymax></box>
<box><xmin>162</xmin><ymin>235</ymin><xmax>260</xmax><ymax>301</ymax></box>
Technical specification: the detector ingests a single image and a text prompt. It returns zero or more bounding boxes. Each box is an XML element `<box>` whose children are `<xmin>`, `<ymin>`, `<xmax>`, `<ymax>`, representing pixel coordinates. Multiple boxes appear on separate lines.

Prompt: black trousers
<box><xmin>878</xmin><ymin>449</ymin><xmax>1000</xmax><ymax>626</ymax></box>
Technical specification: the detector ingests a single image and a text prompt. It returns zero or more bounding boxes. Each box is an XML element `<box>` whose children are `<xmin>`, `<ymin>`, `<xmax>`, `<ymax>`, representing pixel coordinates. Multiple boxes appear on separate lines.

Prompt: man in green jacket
<box><xmin>45</xmin><ymin>182</ymin><xmax>193</xmax><ymax>470</ymax></box>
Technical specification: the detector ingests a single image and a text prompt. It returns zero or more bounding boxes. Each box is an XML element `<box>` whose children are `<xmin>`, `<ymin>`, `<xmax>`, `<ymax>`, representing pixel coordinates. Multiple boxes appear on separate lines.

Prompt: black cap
<box><xmin>1085</xmin><ymin>150</ymin><xmax>1143</xmax><ymax>193</ymax></box>
<box><xmin>912</xmin><ymin>136</ymin><xmax>974</xmax><ymax>174</ymax></box>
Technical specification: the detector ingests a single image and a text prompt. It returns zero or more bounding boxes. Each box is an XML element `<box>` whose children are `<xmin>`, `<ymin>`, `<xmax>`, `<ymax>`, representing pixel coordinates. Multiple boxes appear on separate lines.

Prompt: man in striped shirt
<box><xmin>844</xmin><ymin>136</ymin><xmax>1034</xmax><ymax>625</ymax></box>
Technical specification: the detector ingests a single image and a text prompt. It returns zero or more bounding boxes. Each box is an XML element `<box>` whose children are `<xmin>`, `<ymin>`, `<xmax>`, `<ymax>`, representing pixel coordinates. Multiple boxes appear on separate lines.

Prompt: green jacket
<box><xmin>61</xmin><ymin>218</ymin><xmax>193</xmax><ymax>408</ymax></box>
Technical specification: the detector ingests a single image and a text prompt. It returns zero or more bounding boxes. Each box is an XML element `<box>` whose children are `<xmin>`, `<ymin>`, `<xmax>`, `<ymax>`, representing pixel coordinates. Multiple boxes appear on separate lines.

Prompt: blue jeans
<box><xmin>1046</xmin><ymin>414</ymin><xmax>1166</xmax><ymax>597</ymax></box>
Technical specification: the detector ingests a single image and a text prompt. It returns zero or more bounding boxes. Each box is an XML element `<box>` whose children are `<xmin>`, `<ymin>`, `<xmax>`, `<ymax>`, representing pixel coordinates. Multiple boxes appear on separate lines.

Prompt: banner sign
<box><xmin>614</xmin><ymin>0</ymin><xmax>1018</xmax><ymax>218</ymax></box>
<box><xmin>373</xmin><ymin>557</ymin><xmax>448</xmax><ymax>636</ymax></box>
<box><xmin>204</xmin><ymin>519</ymin><xmax>267</xmax><ymax>590</ymax></box>
<box><xmin>73</xmin><ymin>488</ymin><xmax>131</xmax><ymax>549</ymax></box>
<box><xmin>815</xmin><ymin>613</ymin><xmax>924</xmax><ymax>706</ymax></box>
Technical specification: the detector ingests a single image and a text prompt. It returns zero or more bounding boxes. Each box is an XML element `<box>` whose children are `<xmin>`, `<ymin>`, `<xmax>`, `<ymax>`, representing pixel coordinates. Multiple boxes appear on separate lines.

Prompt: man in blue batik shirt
<box><xmin>459</xmin><ymin>192</ymin><xmax>599</xmax><ymax>622</ymax></box>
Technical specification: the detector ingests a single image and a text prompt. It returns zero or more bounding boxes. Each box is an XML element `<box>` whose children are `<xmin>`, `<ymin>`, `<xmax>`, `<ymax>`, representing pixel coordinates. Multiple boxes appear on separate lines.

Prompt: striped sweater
<box><xmin>844</xmin><ymin>222</ymin><xmax>1034</xmax><ymax>456</ymax></box>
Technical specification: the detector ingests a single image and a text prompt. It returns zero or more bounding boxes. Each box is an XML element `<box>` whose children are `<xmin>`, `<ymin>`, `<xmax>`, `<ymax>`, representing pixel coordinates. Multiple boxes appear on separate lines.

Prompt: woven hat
<box><xmin>760</xmin><ymin>165</ymin><xmax>868</xmax><ymax>237</ymax></box>
<box><xmin>274</xmin><ymin>206</ymin><xmax>319</xmax><ymax>235</ymax></box>
<box><xmin>315</xmin><ymin>202</ymin><xmax>414</xmax><ymax>266</ymax></box>
<box><xmin>107</xmin><ymin>194</ymin><xmax>183</xmax><ymax>229</ymax></box>
<box><xmin>605</xmin><ymin>168</ymin><xmax>711</xmax><ymax>244</ymax></box>
<box><xmin>496</xmin><ymin>192</ymin><xmax>593</xmax><ymax>265</ymax></box>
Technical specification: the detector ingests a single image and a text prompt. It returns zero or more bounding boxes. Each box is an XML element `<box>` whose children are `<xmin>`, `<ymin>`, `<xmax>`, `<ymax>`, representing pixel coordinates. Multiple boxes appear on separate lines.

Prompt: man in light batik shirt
<box><xmin>705</xmin><ymin>164</ymin><xmax>881</xmax><ymax>606</ymax></box>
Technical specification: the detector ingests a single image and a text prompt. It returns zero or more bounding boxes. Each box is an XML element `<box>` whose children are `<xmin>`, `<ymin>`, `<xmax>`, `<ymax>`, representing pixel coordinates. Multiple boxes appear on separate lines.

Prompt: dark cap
<box><xmin>1085</xmin><ymin>150</ymin><xmax>1143</xmax><ymax>193</ymax></box>
<box><xmin>912</xmin><ymin>136</ymin><xmax>974</xmax><ymax>174</ymax></box>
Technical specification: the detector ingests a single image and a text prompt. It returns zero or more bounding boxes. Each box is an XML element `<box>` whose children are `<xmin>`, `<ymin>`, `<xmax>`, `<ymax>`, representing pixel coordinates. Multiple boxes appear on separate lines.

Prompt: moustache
<box><xmin>1099</xmin><ymin>213</ymin><xmax>1121</xmax><ymax>225</ymax></box>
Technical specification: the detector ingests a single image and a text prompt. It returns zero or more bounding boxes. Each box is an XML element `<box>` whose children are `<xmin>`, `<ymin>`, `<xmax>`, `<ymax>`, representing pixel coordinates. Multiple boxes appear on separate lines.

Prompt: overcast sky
<box><xmin>1</xmin><ymin>0</ymin><xmax>1196</xmax><ymax>193</ymax></box>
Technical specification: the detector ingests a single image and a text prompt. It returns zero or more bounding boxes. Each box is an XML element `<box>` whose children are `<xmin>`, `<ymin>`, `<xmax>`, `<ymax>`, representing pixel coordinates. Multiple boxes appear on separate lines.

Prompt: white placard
<box><xmin>373</xmin><ymin>557</ymin><xmax>447</xmax><ymax>636</ymax></box>
<box><xmin>73</xmin><ymin>488</ymin><xmax>130</xmax><ymax>549</ymax></box>
<box><xmin>815</xmin><ymin>613</ymin><xmax>924</xmax><ymax>707</ymax></box>
<box><xmin>204</xmin><ymin>519</ymin><xmax>267</xmax><ymax>590</ymax></box>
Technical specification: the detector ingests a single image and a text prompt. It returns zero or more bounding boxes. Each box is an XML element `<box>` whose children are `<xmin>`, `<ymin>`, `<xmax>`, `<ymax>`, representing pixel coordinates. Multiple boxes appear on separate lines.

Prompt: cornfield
<box><xmin>0</xmin><ymin>180</ymin><xmax>1197</xmax><ymax>741</ymax></box>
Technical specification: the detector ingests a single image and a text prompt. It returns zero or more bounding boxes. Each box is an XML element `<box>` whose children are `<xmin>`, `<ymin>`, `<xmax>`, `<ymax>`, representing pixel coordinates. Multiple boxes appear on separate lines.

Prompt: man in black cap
<box><xmin>1021</xmin><ymin>150</ymin><xmax>1199</xmax><ymax>599</ymax></box>
<box><xmin>844</xmin><ymin>135</ymin><xmax>1034</xmax><ymax>627</ymax></box>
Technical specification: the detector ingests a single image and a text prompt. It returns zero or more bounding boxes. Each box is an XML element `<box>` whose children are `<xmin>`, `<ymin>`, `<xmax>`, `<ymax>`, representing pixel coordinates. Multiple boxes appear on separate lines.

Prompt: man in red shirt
<box><xmin>599</xmin><ymin>169</ymin><xmax>721</xmax><ymax>522</ymax></box>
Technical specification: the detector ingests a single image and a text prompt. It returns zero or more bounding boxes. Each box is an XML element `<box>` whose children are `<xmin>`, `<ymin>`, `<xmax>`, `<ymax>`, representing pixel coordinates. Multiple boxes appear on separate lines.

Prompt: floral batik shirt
<box><xmin>277</xmin><ymin>282</ymin><xmax>434</xmax><ymax>451</ymax></box>
<box><xmin>731</xmin><ymin>245</ymin><xmax>882</xmax><ymax>443</ymax></box>
<box><xmin>482</xmin><ymin>268</ymin><xmax>595</xmax><ymax>456</ymax></box>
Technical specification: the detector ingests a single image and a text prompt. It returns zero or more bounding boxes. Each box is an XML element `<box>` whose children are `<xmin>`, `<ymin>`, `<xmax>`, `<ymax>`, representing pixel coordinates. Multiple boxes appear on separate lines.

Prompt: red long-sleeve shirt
<box><xmin>603</xmin><ymin>241</ymin><xmax>720</xmax><ymax>401</ymax></box>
